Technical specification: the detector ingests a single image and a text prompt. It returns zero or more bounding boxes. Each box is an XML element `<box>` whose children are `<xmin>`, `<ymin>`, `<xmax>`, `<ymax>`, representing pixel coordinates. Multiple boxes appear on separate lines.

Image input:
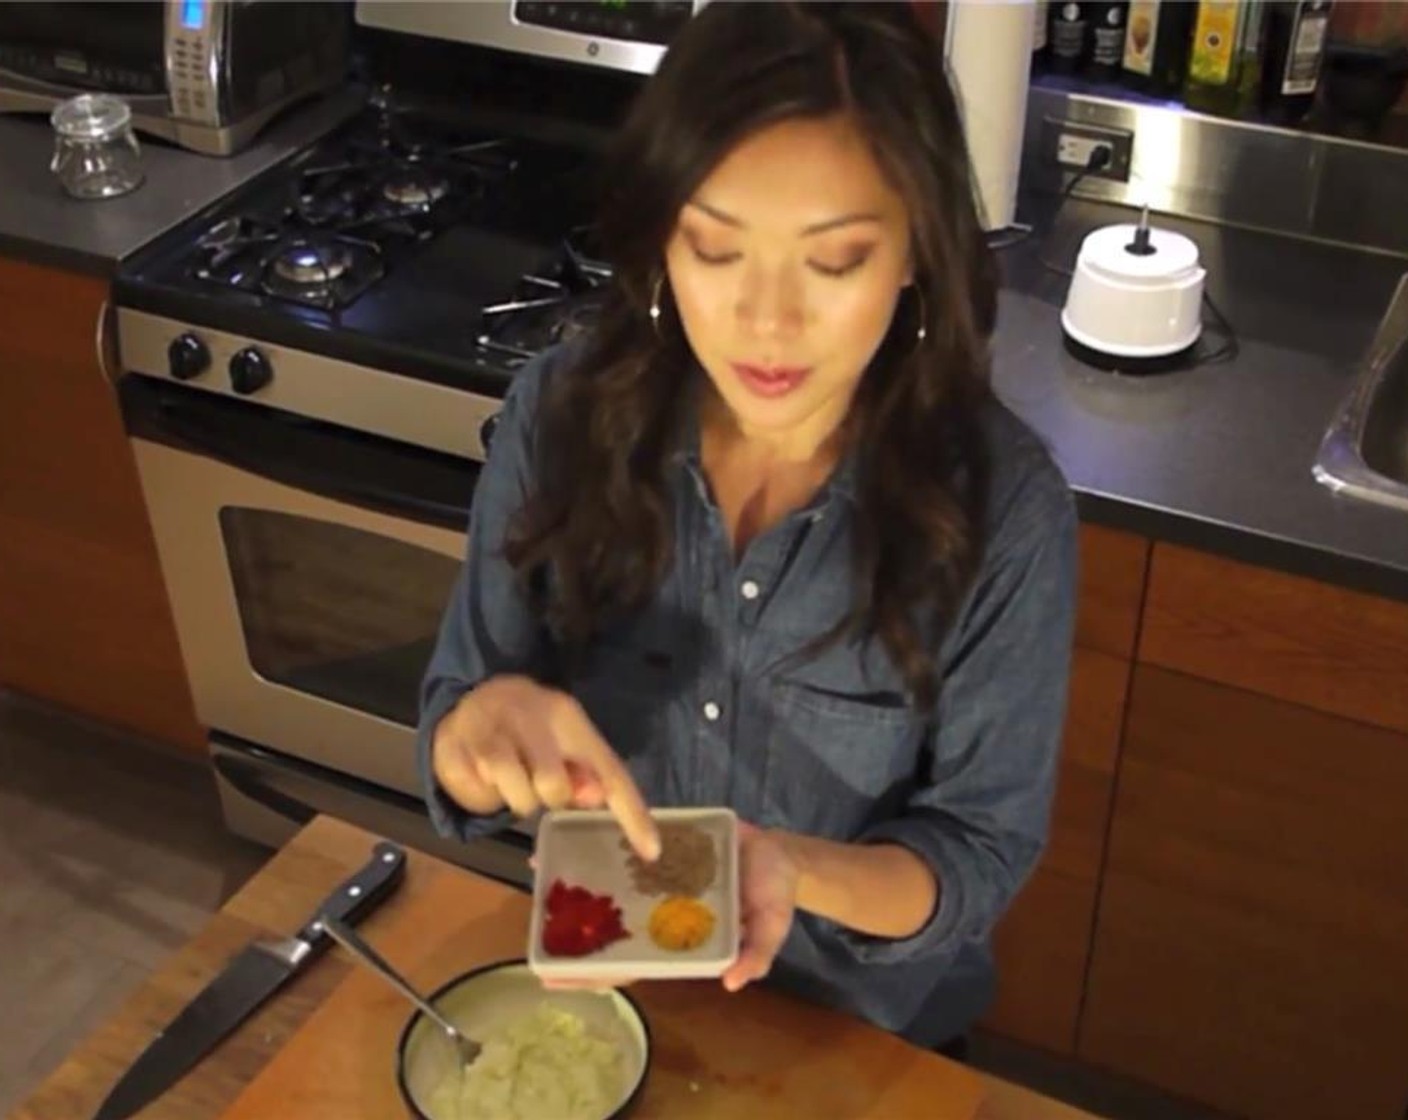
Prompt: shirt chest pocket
<box><xmin>762</xmin><ymin>661</ymin><xmax>925</xmax><ymax>833</ymax></box>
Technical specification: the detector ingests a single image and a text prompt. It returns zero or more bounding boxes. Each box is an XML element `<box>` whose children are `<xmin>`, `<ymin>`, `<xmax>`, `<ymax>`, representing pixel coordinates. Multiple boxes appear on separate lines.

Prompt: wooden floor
<box><xmin>0</xmin><ymin>689</ymin><xmax>1225</xmax><ymax>1120</ymax></box>
<box><xmin>0</xmin><ymin>690</ymin><xmax>267</xmax><ymax>1118</ymax></box>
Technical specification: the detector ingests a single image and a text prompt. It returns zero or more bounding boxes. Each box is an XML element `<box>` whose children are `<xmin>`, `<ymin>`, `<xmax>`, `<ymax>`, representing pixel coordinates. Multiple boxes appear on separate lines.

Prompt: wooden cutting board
<box><xmin>218</xmin><ymin>852</ymin><xmax>987</xmax><ymax>1120</ymax></box>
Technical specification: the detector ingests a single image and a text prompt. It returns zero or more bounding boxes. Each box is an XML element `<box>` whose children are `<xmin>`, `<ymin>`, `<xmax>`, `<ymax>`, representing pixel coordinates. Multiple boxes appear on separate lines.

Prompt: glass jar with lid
<box><xmin>49</xmin><ymin>93</ymin><xmax>145</xmax><ymax>200</ymax></box>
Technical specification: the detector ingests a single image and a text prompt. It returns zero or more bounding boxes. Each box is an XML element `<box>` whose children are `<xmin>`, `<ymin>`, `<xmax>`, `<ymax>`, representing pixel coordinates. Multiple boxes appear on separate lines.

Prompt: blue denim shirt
<box><xmin>417</xmin><ymin>341</ymin><xmax>1078</xmax><ymax>1046</ymax></box>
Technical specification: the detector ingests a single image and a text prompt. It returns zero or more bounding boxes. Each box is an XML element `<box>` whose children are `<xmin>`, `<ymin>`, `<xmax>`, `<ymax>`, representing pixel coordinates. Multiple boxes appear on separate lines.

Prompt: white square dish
<box><xmin>527</xmin><ymin>807</ymin><xmax>740</xmax><ymax>982</ymax></box>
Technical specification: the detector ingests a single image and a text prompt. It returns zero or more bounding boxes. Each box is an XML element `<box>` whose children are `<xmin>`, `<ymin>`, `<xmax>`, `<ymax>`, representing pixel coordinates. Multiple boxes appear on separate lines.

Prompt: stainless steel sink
<box><xmin>1315</xmin><ymin>273</ymin><xmax>1408</xmax><ymax>513</ymax></box>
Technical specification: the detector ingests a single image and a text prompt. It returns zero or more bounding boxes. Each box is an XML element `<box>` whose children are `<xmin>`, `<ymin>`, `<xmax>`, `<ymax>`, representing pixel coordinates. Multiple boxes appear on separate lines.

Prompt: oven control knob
<box><xmin>167</xmin><ymin>333</ymin><xmax>210</xmax><ymax>381</ymax></box>
<box><xmin>229</xmin><ymin>347</ymin><xmax>273</xmax><ymax>395</ymax></box>
<box><xmin>479</xmin><ymin>412</ymin><xmax>501</xmax><ymax>453</ymax></box>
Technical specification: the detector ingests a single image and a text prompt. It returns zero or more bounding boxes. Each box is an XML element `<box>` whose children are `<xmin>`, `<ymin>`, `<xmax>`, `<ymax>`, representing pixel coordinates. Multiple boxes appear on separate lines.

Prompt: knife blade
<box><xmin>93</xmin><ymin>839</ymin><xmax>407</xmax><ymax>1120</ymax></box>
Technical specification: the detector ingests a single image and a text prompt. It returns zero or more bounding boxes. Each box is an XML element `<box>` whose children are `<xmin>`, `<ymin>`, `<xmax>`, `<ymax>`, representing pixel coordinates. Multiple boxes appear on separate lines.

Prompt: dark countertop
<box><xmin>0</xmin><ymin>90</ymin><xmax>364</xmax><ymax>277</ymax></box>
<box><xmin>996</xmin><ymin>196</ymin><xmax>1408</xmax><ymax>602</ymax></box>
<box><xmin>5</xmin><ymin>88</ymin><xmax>1404</xmax><ymax>604</ymax></box>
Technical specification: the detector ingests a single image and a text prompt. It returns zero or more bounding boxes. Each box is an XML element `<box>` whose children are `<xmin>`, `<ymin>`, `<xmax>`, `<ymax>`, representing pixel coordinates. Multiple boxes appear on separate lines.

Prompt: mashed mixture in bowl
<box><xmin>426</xmin><ymin>1002</ymin><xmax>624</xmax><ymax>1120</ymax></box>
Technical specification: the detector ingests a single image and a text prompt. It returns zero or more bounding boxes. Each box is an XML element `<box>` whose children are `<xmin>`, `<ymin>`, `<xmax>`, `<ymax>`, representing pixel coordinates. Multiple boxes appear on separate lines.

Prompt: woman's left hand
<box><xmin>722</xmin><ymin>820</ymin><xmax>800</xmax><ymax>993</ymax></box>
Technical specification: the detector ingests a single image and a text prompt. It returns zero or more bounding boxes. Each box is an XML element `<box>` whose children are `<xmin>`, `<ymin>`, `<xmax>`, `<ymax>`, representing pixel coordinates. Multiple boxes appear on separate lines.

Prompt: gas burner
<box><xmin>381</xmin><ymin>170</ymin><xmax>449</xmax><ymax>208</ymax></box>
<box><xmin>272</xmin><ymin>242</ymin><xmax>353</xmax><ymax>286</ymax></box>
<box><xmin>159</xmin><ymin>110</ymin><xmax>606</xmax><ymax>337</ymax></box>
<box><xmin>260</xmin><ymin>236</ymin><xmax>384</xmax><ymax>310</ymax></box>
<box><xmin>287</xmin><ymin>128</ymin><xmax>517</xmax><ymax>236</ymax></box>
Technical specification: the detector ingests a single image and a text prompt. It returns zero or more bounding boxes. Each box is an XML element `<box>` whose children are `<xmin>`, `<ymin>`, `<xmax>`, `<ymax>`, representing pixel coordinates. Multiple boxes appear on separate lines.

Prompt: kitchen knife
<box><xmin>92</xmin><ymin>839</ymin><xmax>407</xmax><ymax>1120</ymax></box>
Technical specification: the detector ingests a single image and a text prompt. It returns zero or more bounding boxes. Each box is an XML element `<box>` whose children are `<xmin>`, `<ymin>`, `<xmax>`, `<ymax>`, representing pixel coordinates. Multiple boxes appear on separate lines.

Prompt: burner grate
<box><xmin>186</xmin><ymin>116</ymin><xmax>521</xmax><ymax>311</ymax></box>
<box><xmin>477</xmin><ymin>231</ymin><xmax>611</xmax><ymax>361</ymax></box>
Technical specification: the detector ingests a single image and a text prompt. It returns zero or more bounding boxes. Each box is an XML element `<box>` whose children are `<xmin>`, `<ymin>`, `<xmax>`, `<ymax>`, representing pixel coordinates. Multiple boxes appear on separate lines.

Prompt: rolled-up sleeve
<box><xmin>833</xmin><ymin>456</ymin><xmax>1078</xmax><ymax>965</ymax></box>
<box><xmin>416</xmin><ymin>347</ymin><xmax>562</xmax><ymax>842</ymax></box>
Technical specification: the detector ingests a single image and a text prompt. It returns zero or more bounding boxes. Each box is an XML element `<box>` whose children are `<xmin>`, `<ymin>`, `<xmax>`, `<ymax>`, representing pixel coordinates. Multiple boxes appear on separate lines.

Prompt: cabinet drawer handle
<box><xmin>94</xmin><ymin>298</ymin><xmax>115</xmax><ymax>383</ymax></box>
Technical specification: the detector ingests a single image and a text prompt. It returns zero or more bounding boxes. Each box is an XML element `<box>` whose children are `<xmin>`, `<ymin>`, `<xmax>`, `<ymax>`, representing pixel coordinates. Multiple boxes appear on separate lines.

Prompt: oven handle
<box><xmin>211</xmin><ymin>744</ymin><xmax>535</xmax><ymax>852</ymax></box>
<box><xmin>214</xmin><ymin>750</ymin><xmax>318</xmax><ymax>827</ymax></box>
<box><xmin>120</xmin><ymin>376</ymin><xmax>476</xmax><ymax>532</ymax></box>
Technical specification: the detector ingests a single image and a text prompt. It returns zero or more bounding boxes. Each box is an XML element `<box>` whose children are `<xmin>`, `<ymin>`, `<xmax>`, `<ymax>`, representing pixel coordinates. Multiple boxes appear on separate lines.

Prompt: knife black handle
<box><xmin>295</xmin><ymin>840</ymin><xmax>407</xmax><ymax>953</ymax></box>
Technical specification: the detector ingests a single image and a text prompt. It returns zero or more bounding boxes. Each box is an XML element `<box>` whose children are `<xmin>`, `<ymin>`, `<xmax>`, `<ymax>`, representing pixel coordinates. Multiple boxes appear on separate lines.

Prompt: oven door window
<box><xmin>220</xmin><ymin>507</ymin><xmax>460</xmax><ymax>727</ymax></box>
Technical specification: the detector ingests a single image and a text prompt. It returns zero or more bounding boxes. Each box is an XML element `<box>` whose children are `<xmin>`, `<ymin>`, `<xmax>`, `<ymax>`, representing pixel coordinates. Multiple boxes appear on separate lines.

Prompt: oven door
<box><xmin>121</xmin><ymin>374</ymin><xmax>475</xmax><ymax>798</ymax></box>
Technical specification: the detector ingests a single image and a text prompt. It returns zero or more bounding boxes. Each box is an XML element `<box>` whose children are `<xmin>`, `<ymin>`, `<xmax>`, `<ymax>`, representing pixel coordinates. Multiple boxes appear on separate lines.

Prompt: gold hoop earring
<box><xmin>650</xmin><ymin>274</ymin><xmax>665</xmax><ymax>339</ymax></box>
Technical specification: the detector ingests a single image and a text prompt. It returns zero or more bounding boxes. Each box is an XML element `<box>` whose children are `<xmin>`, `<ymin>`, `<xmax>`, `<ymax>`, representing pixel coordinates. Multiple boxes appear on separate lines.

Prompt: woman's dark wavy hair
<box><xmin>505</xmin><ymin>1</ymin><xmax>998</xmax><ymax>711</ymax></box>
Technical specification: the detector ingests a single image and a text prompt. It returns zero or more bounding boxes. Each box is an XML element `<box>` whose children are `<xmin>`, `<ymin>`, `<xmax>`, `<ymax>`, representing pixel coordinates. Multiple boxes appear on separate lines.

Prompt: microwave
<box><xmin>0</xmin><ymin>0</ymin><xmax>350</xmax><ymax>156</ymax></box>
<box><xmin>354</xmin><ymin>0</ymin><xmax>706</xmax><ymax>77</ymax></box>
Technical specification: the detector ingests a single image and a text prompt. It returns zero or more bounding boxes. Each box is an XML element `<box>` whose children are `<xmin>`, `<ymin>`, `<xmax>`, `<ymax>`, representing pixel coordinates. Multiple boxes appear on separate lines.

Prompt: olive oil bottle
<box><xmin>1184</xmin><ymin>1</ymin><xmax>1260</xmax><ymax>116</ymax></box>
<box><xmin>1122</xmin><ymin>1</ymin><xmax>1196</xmax><ymax>96</ymax></box>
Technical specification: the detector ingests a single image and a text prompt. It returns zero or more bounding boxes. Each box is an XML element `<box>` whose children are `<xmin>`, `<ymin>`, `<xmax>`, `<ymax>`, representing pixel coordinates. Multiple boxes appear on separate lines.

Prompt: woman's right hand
<box><xmin>431</xmin><ymin>674</ymin><xmax>661</xmax><ymax>862</ymax></box>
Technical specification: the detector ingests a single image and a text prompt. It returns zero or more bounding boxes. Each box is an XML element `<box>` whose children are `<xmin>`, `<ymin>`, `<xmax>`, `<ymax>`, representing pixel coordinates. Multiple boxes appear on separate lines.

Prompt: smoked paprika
<box><xmin>541</xmin><ymin>878</ymin><xmax>631</xmax><ymax>957</ymax></box>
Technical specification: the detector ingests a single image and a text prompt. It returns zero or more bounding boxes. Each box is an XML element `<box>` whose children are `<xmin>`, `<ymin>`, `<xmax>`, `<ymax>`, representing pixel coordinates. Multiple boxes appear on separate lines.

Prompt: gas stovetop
<box><xmin>115</xmin><ymin>102</ymin><xmax>610</xmax><ymax>395</ymax></box>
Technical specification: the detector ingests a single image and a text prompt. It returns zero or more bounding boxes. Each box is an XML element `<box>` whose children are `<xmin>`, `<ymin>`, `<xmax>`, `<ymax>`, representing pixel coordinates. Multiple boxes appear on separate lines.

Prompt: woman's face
<box><xmin>665</xmin><ymin>113</ymin><xmax>913</xmax><ymax>454</ymax></box>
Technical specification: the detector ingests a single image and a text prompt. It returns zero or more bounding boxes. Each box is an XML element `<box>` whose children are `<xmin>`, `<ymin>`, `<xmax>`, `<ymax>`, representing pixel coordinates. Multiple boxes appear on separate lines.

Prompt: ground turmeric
<box><xmin>648</xmin><ymin>896</ymin><xmax>716</xmax><ymax>951</ymax></box>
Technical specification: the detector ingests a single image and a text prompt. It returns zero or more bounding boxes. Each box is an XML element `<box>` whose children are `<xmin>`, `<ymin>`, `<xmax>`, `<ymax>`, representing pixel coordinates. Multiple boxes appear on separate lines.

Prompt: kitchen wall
<box><xmin>1024</xmin><ymin>79</ymin><xmax>1408</xmax><ymax>258</ymax></box>
<box><xmin>1330</xmin><ymin>0</ymin><xmax>1408</xmax><ymax>114</ymax></box>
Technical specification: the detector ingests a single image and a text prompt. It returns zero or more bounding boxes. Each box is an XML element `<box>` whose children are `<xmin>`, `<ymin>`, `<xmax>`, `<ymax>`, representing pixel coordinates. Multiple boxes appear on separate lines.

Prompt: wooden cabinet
<box><xmin>984</xmin><ymin>525</ymin><xmax>1148</xmax><ymax>1054</ymax></box>
<box><xmin>1076</xmin><ymin>543</ymin><xmax>1408</xmax><ymax>1119</ymax></box>
<box><xmin>1140</xmin><ymin>543</ymin><xmax>1408</xmax><ymax>735</ymax></box>
<box><xmin>987</xmin><ymin>530</ymin><xmax>1408</xmax><ymax>1119</ymax></box>
<box><xmin>986</xmin><ymin>648</ymin><xmax>1127</xmax><ymax>1054</ymax></box>
<box><xmin>1073</xmin><ymin>523</ymin><xmax>1148</xmax><ymax>661</ymax></box>
<box><xmin>1080</xmin><ymin>666</ymin><xmax>1408</xmax><ymax>1120</ymax></box>
<box><xmin>0</xmin><ymin>255</ymin><xmax>203</xmax><ymax>754</ymax></box>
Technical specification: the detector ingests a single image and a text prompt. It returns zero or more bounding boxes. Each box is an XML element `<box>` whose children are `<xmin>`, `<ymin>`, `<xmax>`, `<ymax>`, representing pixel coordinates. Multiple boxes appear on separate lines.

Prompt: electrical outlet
<box><xmin>1057</xmin><ymin>133</ymin><xmax>1109</xmax><ymax>168</ymax></box>
<box><xmin>1043</xmin><ymin>118</ymin><xmax>1134</xmax><ymax>182</ymax></box>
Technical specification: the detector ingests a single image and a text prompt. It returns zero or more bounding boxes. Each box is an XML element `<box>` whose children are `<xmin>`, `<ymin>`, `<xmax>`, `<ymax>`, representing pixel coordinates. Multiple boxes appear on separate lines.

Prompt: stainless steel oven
<box><xmin>116</xmin><ymin>308</ymin><xmax>533</xmax><ymax>886</ymax></box>
<box><xmin>107</xmin><ymin>0</ymin><xmax>674</xmax><ymax>885</ymax></box>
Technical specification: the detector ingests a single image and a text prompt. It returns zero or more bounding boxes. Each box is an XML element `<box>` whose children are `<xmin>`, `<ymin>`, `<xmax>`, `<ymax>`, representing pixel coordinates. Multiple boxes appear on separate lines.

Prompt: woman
<box><xmin>419</xmin><ymin>2</ymin><xmax>1077</xmax><ymax>1053</ymax></box>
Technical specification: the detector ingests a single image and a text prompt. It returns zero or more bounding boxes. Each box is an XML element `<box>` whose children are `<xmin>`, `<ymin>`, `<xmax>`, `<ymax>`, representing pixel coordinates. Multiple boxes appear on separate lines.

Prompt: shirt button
<box><xmin>702</xmin><ymin>701</ymin><xmax>721</xmax><ymax>722</ymax></box>
<box><xmin>740</xmin><ymin>579</ymin><xmax>761</xmax><ymax>600</ymax></box>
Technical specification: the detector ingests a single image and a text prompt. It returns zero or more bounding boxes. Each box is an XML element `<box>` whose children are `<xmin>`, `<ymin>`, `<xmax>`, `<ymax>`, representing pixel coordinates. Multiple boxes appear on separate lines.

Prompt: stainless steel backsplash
<box><xmin>1021</xmin><ymin>84</ymin><xmax>1408</xmax><ymax>259</ymax></box>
